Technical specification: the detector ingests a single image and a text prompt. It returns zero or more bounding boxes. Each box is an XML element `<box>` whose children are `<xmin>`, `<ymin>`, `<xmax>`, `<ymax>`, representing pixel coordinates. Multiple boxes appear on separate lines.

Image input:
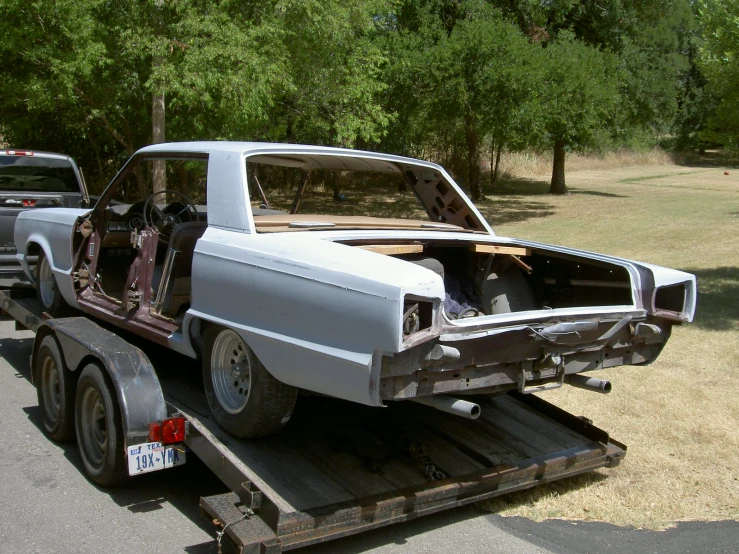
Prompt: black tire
<box><xmin>35</xmin><ymin>250</ymin><xmax>68</xmax><ymax>316</ymax></box>
<box><xmin>203</xmin><ymin>324</ymin><xmax>297</xmax><ymax>438</ymax></box>
<box><xmin>36</xmin><ymin>335</ymin><xmax>76</xmax><ymax>442</ymax></box>
<box><xmin>74</xmin><ymin>363</ymin><xmax>127</xmax><ymax>486</ymax></box>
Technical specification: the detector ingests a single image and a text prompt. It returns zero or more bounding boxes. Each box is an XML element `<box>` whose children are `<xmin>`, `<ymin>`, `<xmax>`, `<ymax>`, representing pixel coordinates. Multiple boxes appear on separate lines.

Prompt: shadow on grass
<box><xmin>569</xmin><ymin>189</ymin><xmax>628</xmax><ymax>198</ymax></box>
<box><xmin>671</xmin><ymin>150</ymin><xmax>739</xmax><ymax>169</ymax></box>
<box><xmin>480</xmin><ymin>470</ymin><xmax>609</xmax><ymax>514</ymax></box>
<box><xmin>486</xmin><ymin>177</ymin><xmax>551</xmax><ymax>196</ymax></box>
<box><xmin>690</xmin><ymin>267</ymin><xmax>739</xmax><ymax>331</ymax></box>
<box><xmin>475</xmin><ymin>178</ymin><xmax>556</xmax><ymax>226</ymax></box>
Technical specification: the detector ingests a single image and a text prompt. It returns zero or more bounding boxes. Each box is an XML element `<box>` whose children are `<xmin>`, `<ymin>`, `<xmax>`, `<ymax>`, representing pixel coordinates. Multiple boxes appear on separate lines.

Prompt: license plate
<box><xmin>127</xmin><ymin>441</ymin><xmax>187</xmax><ymax>476</ymax></box>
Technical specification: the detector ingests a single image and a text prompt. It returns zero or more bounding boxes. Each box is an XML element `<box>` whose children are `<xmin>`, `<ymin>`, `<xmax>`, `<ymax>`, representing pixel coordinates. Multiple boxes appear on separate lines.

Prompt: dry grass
<box><xmin>474</xmin><ymin>160</ymin><xmax>739</xmax><ymax>529</ymax></box>
<box><xmin>490</xmin><ymin>148</ymin><xmax>673</xmax><ymax>179</ymax></box>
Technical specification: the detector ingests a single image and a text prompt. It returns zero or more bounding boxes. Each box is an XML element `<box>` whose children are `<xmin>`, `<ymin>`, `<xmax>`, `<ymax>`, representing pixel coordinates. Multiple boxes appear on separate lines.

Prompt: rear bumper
<box><xmin>380</xmin><ymin>313</ymin><xmax>670</xmax><ymax>400</ymax></box>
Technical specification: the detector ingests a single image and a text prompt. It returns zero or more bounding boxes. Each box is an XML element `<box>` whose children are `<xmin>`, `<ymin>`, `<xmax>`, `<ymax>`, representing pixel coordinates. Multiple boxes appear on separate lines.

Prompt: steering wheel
<box><xmin>143</xmin><ymin>189</ymin><xmax>199</xmax><ymax>243</ymax></box>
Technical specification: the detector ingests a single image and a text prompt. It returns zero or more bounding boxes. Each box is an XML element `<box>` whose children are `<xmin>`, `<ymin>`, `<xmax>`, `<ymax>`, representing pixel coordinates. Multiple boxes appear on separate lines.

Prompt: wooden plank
<box><xmin>274</xmin><ymin>442</ymin><xmax>612</xmax><ymax>544</ymax></box>
<box><xmin>167</xmin><ymin>387</ymin><xmax>353</xmax><ymax>512</ymax></box>
<box><xmin>381</xmin><ymin>413</ymin><xmax>487</xmax><ymax>478</ymax></box>
<box><xmin>405</xmin><ymin>405</ymin><xmax>539</xmax><ymax>464</ymax></box>
<box><xmin>478</xmin><ymin>405</ymin><xmax>584</xmax><ymax>454</ymax></box>
<box><xmin>161</xmin><ymin>378</ymin><xmax>212</xmax><ymax>417</ymax></box>
<box><xmin>374</xmin><ymin>459</ymin><xmax>430</xmax><ymax>489</ymax></box>
<box><xmin>470</xmin><ymin>244</ymin><xmax>531</xmax><ymax>256</ymax></box>
<box><xmin>357</xmin><ymin>244</ymin><xmax>424</xmax><ymax>255</ymax></box>
<box><xmin>485</xmin><ymin>395</ymin><xmax>588</xmax><ymax>449</ymax></box>
<box><xmin>235</xmin><ymin>437</ymin><xmax>355</xmax><ymax>511</ymax></box>
<box><xmin>285</xmin><ymin>425</ymin><xmax>398</xmax><ymax>498</ymax></box>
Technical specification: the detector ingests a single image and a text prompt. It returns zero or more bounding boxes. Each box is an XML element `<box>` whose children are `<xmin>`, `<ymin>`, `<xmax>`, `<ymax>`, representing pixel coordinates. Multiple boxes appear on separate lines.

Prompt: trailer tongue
<box><xmin>0</xmin><ymin>286</ymin><xmax>626</xmax><ymax>553</ymax></box>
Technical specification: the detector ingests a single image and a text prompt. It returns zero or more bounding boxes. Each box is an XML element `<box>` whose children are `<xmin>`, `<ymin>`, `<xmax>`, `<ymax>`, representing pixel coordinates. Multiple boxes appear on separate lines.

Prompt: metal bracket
<box><xmin>518</xmin><ymin>359</ymin><xmax>565</xmax><ymax>394</ymax></box>
<box><xmin>240</xmin><ymin>480</ymin><xmax>263</xmax><ymax>511</ymax></box>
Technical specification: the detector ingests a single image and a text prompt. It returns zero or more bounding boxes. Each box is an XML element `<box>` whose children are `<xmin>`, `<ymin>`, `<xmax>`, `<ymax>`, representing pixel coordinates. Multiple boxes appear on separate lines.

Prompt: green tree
<box><xmin>377</xmin><ymin>1</ymin><xmax>541</xmax><ymax>200</ymax></box>
<box><xmin>537</xmin><ymin>33</ymin><xmax>619</xmax><ymax>194</ymax></box>
<box><xmin>697</xmin><ymin>0</ymin><xmax>739</xmax><ymax>150</ymax></box>
<box><xmin>0</xmin><ymin>0</ymin><xmax>392</xmax><ymax>189</ymax></box>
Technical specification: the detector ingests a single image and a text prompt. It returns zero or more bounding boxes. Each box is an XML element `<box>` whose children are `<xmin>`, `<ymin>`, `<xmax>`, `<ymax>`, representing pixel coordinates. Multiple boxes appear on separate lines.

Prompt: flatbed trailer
<box><xmin>0</xmin><ymin>286</ymin><xmax>626</xmax><ymax>553</ymax></box>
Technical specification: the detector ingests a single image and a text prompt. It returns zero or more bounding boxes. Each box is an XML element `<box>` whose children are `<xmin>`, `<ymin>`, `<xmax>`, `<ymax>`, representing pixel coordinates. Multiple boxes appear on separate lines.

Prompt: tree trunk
<box><xmin>465</xmin><ymin>115</ymin><xmax>481</xmax><ymax>201</ymax></box>
<box><xmin>152</xmin><ymin>91</ymin><xmax>166</xmax><ymax>195</ymax></box>
<box><xmin>489</xmin><ymin>140</ymin><xmax>495</xmax><ymax>188</ymax></box>
<box><xmin>493</xmin><ymin>140</ymin><xmax>503</xmax><ymax>185</ymax></box>
<box><xmin>549</xmin><ymin>139</ymin><xmax>568</xmax><ymax>195</ymax></box>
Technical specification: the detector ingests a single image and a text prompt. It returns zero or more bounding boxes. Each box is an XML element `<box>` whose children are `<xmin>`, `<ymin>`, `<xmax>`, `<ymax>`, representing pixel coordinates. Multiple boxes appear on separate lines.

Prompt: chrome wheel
<box><xmin>38</xmin><ymin>255</ymin><xmax>56</xmax><ymax>309</ymax></box>
<box><xmin>78</xmin><ymin>387</ymin><xmax>107</xmax><ymax>467</ymax></box>
<box><xmin>40</xmin><ymin>355</ymin><xmax>61</xmax><ymax>424</ymax></box>
<box><xmin>210</xmin><ymin>329</ymin><xmax>251</xmax><ymax>414</ymax></box>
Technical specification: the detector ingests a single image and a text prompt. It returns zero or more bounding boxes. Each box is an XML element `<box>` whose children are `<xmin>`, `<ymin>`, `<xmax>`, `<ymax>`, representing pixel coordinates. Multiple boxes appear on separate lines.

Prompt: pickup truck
<box><xmin>0</xmin><ymin>149</ymin><xmax>88</xmax><ymax>278</ymax></box>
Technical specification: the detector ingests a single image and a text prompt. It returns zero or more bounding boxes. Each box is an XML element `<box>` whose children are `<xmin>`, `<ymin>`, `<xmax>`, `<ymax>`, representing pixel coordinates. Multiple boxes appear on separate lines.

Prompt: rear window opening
<box><xmin>244</xmin><ymin>154</ymin><xmax>487</xmax><ymax>232</ymax></box>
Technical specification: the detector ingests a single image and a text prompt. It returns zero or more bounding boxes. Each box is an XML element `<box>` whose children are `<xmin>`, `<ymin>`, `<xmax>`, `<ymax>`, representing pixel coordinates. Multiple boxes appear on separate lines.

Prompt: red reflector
<box><xmin>161</xmin><ymin>417</ymin><xmax>186</xmax><ymax>444</ymax></box>
<box><xmin>148</xmin><ymin>422</ymin><xmax>161</xmax><ymax>442</ymax></box>
<box><xmin>5</xmin><ymin>150</ymin><xmax>33</xmax><ymax>156</ymax></box>
<box><xmin>22</xmin><ymin>199</ymin><xmax>37</xmax><ymax>207</ymax></box>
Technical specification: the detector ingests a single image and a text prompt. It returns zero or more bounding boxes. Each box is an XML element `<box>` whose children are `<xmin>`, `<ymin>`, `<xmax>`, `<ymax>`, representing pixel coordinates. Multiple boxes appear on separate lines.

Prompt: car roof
<box><xmin>136</xmin><ymin>141</ymin><xmax>443</xmax><ymax>172</ymax></box>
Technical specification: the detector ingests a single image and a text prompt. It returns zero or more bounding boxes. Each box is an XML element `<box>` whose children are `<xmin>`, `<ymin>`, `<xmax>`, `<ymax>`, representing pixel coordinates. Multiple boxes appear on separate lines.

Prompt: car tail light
<box><xmin>148</xmin><ymin>417</ymin><xmax>186</xmax><ymax>444</ymax></box>
<box><xmin>5</xmin><ymin>150</ymin><xmax>33</xmax><ymax>156</ymax></box>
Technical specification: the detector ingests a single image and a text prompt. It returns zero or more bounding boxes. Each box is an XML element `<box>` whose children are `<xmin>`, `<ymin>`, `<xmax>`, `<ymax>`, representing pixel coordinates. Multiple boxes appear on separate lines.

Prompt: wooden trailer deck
<box><xmin>164</xmin><ymin>379</ymin><xmax>625</xmax><ymax>553</ymax></box>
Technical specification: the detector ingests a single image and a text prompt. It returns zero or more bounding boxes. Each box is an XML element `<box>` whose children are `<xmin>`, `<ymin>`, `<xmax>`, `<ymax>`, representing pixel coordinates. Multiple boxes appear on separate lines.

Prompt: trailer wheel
<box><xmin>36</xmin><ymin>251</ymin><xmax>68</xmax><ymax>316</ymax></box>
<box><xmin>36</xmin><ymin>335</ymin><xmax>75</xmax><ymax>442</ymax></box>
<box><xmin>75</xmin><ymin>363</ymin><xmax>127</xmax><ymax>486</ymax></box>
<box><xmin>203</xmin><ymin>325</ymin><xmax>297</xmax><ymax>438</ymax></box>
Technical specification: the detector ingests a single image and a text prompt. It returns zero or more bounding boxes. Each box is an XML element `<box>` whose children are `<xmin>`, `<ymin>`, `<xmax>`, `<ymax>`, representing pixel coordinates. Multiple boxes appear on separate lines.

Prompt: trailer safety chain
<box><xmin>406</xmin><ymin>440</ymin><xmax>447</xmax><ymax>481</ymax></box>
<box><xmin>215</xmin><ymin>508</ymin><xmax>254</xmax><ymax>554</ymax></box>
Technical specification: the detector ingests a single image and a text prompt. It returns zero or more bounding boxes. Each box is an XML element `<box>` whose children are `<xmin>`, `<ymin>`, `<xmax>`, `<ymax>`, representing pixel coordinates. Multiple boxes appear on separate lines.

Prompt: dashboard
<box><xmin>102</xmin><ymin>202</ymin><xmax>206</xmax><ymax>247</ymax></box>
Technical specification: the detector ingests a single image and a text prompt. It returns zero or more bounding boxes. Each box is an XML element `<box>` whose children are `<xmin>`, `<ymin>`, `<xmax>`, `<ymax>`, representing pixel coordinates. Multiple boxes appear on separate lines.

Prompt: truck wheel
<box><xmin>75</xmin><ymin>363</ymin><xmax>127</xmax><ymax>486</ymax></box>
<box><xmin>203</xmin><ymin>325</ymin><xmax>297</xmax><ymax>438</ymax></box>
<box><xmin>36</xmin><ymin>335</ymin><xmax>76</xmax><ymax>442</ymax></box>
<box><xmin>36</xmin><ymin>251</ymin><xmax>68</xmax><ymax>316</ymax></box>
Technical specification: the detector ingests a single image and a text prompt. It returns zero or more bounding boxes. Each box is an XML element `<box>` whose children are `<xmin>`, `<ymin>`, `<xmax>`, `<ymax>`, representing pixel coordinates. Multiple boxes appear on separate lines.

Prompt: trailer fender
<box><xmin>32</xmin><ymin>317</ymin><xmax>167</xmax><ymax>445</ymax></box>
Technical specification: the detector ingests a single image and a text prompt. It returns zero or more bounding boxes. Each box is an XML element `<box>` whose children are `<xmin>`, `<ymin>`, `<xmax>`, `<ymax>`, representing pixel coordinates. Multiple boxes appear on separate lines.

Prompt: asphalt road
<box><xmin>0</xmin><ymin>317</ymin><xmax>736</xmax><ymax>554</ymax></box>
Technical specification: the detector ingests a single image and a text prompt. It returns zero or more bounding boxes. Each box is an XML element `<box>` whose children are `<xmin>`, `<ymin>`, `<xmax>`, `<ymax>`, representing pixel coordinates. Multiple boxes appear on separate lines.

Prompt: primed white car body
<box><xmin>14</xmin><ymin>142</ymin><xmax>696</xmax><ymax>407</ymax></box>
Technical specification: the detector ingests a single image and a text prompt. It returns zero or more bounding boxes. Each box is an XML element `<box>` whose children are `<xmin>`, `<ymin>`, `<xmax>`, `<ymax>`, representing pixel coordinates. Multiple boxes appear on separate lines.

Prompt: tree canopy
<box><xmin>0</xmin><ymin>0</ymin><xmax>726</xmax><ymax>196</ymax></box>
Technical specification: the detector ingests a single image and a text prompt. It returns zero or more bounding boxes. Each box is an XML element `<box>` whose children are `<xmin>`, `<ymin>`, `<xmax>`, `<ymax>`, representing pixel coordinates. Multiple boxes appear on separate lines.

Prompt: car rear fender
<box><xmin>15</xmin><ymin>209</ymin><xmax>88</xmax><ymax>307</ymax></box>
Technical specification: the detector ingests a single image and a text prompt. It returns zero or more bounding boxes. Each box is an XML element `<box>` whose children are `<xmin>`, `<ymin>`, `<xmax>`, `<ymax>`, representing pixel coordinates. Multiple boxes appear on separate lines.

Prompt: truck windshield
<box><xmin>0</xmin><ymin>157</ymin><xmax>80</xmax><ymax>193</ymax></box>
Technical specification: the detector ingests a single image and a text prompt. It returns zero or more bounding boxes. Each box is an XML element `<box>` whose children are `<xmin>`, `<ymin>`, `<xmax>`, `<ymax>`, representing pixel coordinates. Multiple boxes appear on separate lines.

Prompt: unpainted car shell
<box><xmin>14</xmin><ymin>142</ymin><xmax>697</xmax><ymax>408</ymax></box>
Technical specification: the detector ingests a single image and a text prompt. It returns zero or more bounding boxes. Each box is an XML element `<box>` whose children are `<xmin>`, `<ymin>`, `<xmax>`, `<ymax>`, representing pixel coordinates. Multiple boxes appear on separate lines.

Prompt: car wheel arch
<box><xmin>194</xmin><ymin>318</ymin><xmax>281</xmax><ymax>379</ymax></box>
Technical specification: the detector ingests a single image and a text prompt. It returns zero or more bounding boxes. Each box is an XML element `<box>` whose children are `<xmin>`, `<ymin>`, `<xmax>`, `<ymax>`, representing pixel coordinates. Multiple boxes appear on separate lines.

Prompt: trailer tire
<box><xmin>203</xmin><ymin>324</ymin><xmax>297</xmax><ymax>438</ymax></box>
<box><xmin>75</xmin><ymin>363</ymin><xmax>127</xmax><ymax>486</ymax></box>
<box><xmin>36</xmin><ymin>335</ymin><xmax>76</xmax><ymax>442</ymax></box>
<box><xmin>36</xmin><ymin>250</ymin><xmax>68</xmax><ymax>317</ymax></box>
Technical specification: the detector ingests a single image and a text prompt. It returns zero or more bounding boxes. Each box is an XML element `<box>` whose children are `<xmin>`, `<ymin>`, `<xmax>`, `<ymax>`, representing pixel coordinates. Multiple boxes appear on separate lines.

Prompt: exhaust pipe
<box><xmin>411</xmin><ymin>395</ymin><xmax>481</xmax><ymax>419</ymax></box>
<box><xmin>566</xmin><ymin>374</ymin><xmax>612</xmax><ymax>394</ymax></box>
